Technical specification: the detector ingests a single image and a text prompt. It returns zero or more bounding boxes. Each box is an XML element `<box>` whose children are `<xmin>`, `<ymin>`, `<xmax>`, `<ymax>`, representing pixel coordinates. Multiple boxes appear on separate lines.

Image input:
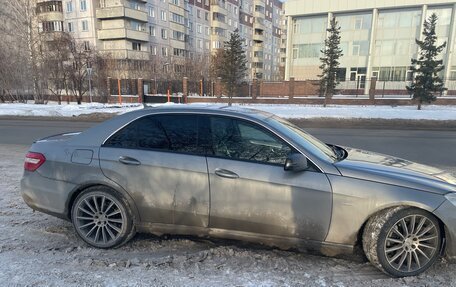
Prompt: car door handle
<box><xmin>118</xmin><ymin>156</ymin><xmax>141</xmax><ymax>166</ymax></box>
<box><xmin>214</xmin><ymin>168</ymin><xmax>239</xmax><ymax>179</ymax></box>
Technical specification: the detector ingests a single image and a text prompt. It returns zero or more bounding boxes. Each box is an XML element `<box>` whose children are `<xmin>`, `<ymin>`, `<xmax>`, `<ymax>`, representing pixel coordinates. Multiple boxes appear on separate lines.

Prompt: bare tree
<box><xmin>67</xmin><ymin>37</ymin><xmax>99</xmax><ymax>104</ymax></box>
<box><xmin>42</xmin><ymin>33</ymin><xmax>72</xmax><ymax>104</ymax></box>
<box><xmin>0</xmin><ymin>0</ymin><xmax>46</xmax><ymax>103</ymax></box>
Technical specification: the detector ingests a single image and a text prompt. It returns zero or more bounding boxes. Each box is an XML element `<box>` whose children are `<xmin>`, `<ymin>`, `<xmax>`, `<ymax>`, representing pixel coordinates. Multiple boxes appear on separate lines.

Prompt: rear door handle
<box><xmin>119</xmin><ymin>156</ymin><xmax>141</xmax><ymax>166</ymax></box>
<box><xmin>214</xmin><ymin>168</ymin><xmax>239</xmax><ymax>179</ymax></box>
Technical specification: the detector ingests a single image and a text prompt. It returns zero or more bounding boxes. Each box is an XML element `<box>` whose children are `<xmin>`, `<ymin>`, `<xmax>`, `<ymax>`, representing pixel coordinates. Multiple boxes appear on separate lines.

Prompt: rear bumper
<box><xmin>21</xmin><ymin>171</ymin><xmax>76</xmax><ymax>220</ymax></box>
<box><xmin>434</xmin><ymin>200</ymin><xmax>456</xmax><ymax>259</ymax></box>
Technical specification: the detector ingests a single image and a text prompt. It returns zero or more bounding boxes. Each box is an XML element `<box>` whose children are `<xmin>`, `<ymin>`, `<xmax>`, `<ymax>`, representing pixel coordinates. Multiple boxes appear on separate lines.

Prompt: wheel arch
<box><xmin>355</xmin><ymin>204</ymin><xmax>447</xmax><ymax>255</ymax></box>
<box><xmin>66</xmin><ymin>181</ymin><xmax>141</xmax><ymax>224</ymax></box>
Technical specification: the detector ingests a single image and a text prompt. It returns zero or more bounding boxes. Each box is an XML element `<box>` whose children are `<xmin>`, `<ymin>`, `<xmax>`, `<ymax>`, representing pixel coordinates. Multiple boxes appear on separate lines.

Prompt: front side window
<box><xmin>104</xmin><ymin>115</ymin><xmax>203</xmax><ymax>155</ymax></box>
<box><xmin>209</xmin><ymin>116</ymin><xmax>293</xmax><ymax>165</ymax></box>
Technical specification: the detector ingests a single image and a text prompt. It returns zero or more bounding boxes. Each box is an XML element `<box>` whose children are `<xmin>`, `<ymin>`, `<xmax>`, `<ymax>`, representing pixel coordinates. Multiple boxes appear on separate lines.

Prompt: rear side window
<box><xmin>104</xmin><ymin>114</ymin><xmax>203</xmax><ymax>155</ymax></box>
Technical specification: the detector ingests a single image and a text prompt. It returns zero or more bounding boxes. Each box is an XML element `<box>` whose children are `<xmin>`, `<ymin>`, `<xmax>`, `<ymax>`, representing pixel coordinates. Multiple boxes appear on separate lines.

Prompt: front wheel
<box><xmin>71</xmin><ymin>186</ymin><xmax>135</xmax><ymax>248</ymax></box>
<box><xmin>363</xmin><ymin>207</ymin><xmax>441</xmax><ymax>277</ymax></box>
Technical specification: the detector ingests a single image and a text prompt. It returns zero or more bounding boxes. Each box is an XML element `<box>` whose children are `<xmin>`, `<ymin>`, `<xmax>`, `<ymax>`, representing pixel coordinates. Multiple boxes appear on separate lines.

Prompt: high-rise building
<box><xmin>34</xmin><ymin>0</ymin><xmax>285</xmax><ymax>80</ymax></box>
<box><xmin>284</xmin><ymin>0</ymin><xmax>456</xmax><ymax>93</ymax></box>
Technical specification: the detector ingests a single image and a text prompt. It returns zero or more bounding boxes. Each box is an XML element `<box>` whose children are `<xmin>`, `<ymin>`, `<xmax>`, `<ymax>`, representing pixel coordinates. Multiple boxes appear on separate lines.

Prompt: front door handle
<box><xmin>119</xmin><ymin>156</ymin><xmax>141</xmax><ymax>166</ymax></box>
<box><xmin>214</xmin><ymin>168</ymin><xmax>239</xmax><ymax>179</ymax></box>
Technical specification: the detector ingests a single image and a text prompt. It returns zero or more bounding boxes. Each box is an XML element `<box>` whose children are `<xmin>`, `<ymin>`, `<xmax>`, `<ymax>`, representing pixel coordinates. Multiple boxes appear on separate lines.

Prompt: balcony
<box><xmin>211</xmin><ymin>4</ymin><xmax>226</xmax><ymax>14</ymax></box>
<box><xmin>96</xmin><ymin>6</ymin><xmax>147</xmax><ymax>22</ymax></box>
<box><xmin>253</xmin><ymin>21</ymin><xmax>265</xmax><ymax>31</ymax></box>
<box><xmin>37</xmin><ymin>11</ymin><xmax>64</xmax><ymax>22</ymax></box>
<box><xmin>98</xmin><ymin>28</ymin><xmax>149</xmax><ymax>42</ymax></box>
<box><xmin>253</xmin><ymin>33</ymin><xmax>264</xmax><ymax>42</ymax></box>
<box><xmin>253</xmin><ymin>44</ymin><xmax>264</xmax><ymax>52</ymax></box>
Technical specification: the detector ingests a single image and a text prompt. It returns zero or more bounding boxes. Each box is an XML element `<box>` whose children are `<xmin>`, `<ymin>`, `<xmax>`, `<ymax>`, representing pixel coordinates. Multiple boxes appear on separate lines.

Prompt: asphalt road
<box><xmin>1</xmin><ymin>119</ymin><xmax>455</xmax><ymax>170</ymax></box>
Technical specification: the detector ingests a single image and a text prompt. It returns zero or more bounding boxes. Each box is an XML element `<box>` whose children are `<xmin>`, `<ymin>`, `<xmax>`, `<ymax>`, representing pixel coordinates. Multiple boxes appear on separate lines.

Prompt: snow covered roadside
<box><xmin>1</xmin><ymin>144</ymin><xmax>456</xmax><ymax>286</ymax></box>
<box><xmin>1</xmin><ymin>102</ymin><xmax>456</xmax><ymax>121</ymax></box>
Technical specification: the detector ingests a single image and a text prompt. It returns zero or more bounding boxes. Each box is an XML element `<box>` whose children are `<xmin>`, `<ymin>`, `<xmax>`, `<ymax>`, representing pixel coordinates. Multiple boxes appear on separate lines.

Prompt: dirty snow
<box><xmin>1</xmin><ymin>144</ymin><xmax>456</xmax><ymax>286</ymax></box>
<box><xmin>1</xmin><ymin>102</ymin><xmax>456</xmax><ymax>120</ymax></box>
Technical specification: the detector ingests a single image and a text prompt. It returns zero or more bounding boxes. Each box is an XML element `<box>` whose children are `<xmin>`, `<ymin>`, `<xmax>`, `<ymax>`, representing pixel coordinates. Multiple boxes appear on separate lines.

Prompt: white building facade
<box><xmin>35</xmin><ymin>0</ymin><xmax>284</xmax><ymax>80</ymax></box>
<box><xmin>284</xmin><ymin>0</ymin><xmax>456</xmax><ymax>94</ymax></box>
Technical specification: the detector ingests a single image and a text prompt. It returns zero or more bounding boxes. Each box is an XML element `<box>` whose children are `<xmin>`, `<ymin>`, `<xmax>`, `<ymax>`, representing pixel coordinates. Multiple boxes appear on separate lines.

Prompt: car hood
<box><xmin>334</xmin><ymin>147</ymin><xmax>456</xmax><ymax>194</ymax></box>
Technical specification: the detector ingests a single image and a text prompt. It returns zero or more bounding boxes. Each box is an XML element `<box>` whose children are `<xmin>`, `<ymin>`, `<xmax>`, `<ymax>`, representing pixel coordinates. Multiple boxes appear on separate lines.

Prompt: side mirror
<box><xmin>284</xmin><ymin>153</ymin><xmax>309</xmax><ymax>172</ymax></box>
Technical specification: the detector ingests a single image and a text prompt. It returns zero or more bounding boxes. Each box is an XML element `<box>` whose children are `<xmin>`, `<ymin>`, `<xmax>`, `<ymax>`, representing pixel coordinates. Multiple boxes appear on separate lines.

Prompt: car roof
<box><xmin>127</xmin><ymin>104</ymin><xmax>276</xmax><ymax>121</ymax></box>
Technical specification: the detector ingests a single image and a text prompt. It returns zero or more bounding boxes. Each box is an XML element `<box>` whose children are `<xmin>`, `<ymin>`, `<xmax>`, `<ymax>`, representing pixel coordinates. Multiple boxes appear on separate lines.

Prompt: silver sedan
<box><xmin>21</xmin><ymin>106</ymin><xmax>456</xmax><ymax>277</ymax></box>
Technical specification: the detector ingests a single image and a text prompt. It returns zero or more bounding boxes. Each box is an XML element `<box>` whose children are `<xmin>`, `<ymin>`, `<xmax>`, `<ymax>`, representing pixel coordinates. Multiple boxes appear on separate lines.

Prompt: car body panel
<box><xmin>325</xmin><ymin>174</ymin><xmax>447</xmax><ymax>244</ymax></box>
<box><xmin>336</xmin><ymin>147</ymin><xmax>456</xmax><ymax>194</ymax></box>
<box><xmin>99</xmin><ymin>147</ymin><xmax>210</xmax><ymax>228</ymax></box>
<box><xmin>207</xmin><ymin>157</ymin><xmax>332</xmax><ymax>241</ymax></box>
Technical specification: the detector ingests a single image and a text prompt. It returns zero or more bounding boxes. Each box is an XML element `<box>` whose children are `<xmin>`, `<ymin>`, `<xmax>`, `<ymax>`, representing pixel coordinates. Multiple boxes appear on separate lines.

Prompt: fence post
<box><xmin>183</xmin><ymin>77</ymin><xmax>188</xmax><ymax>103</ymax></box>
<box><xmin>252</xmin><ymin>79</ymin><xmax>258</xmax><ymax>100</ymax></box>
<box><xmin>137</xmin><ymin>78</ymin><xmax>143</xmax><ymax>104</ymax></box>
<box><xmin>288</xmin><ymin>77</ymin><xmax>295</xmax><ymax>100</ymax></box>
<box><xmin>215</xmin><ymin>77</ymin><xmax>222</xmax><ymax>98</ymax></box>
<box><xmin>117</xmin><ymin>79</ymin><xmax>122</xmax><ymax>105</ymax></box>
<box><xmin>107</xmin><ymin>77</ymin><xmax>112</xmax><ymax>103</ymax></box>
<box><xmin>369</xmin><ymin>77</ymin><xmax>376</xmax><ymax>103</ymax></box>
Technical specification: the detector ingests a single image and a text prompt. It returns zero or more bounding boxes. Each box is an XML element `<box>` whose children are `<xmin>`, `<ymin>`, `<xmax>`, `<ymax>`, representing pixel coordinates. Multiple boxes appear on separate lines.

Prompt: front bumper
<box><xmin>21</xmin><ymin>171</ymin><xmax>76</xmax><ymax>220</ymax></box>
<box><xmin>434</xmin><ymin>200</ymin><xmax>456</xmax><ymax>259</ymax></box>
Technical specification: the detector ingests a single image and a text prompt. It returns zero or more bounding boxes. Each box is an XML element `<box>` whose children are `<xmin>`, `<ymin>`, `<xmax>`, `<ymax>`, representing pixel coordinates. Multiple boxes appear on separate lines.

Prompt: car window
<box><xmin>210</xmin><ymin>116</ymin><xmax>293</xmax><ymax>165</ymax></box>
<box><xmin>104</xmin><ymin>114</ymin><xmax>203</xmax><ymax>155</ymax></box>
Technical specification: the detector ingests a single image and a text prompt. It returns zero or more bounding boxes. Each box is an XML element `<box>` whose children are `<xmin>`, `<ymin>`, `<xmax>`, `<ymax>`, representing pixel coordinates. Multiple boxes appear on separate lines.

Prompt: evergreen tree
<box><xmin>318</xmin><ymin>17</ymin><xmax>343</xmax><ymax>107</ymax></box>
<box><xmin>215</xmin><ymin>29</ymin><xmax>248</xmax><ymax>106</ymax></box>
<box><xmin>407</xmin><ymin>13</ymin><xmax>446</xmax><ymax>110</ymax></box>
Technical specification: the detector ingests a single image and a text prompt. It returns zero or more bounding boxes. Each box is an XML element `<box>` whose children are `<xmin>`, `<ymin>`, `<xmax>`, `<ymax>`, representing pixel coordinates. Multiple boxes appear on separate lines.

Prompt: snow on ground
<box><xmin>1</xmin><ymin>144</ymin><xmax>456</xmax><ymax>286</ymax></box>
<box><xmin>1</xmin><ymin>102</ymin><xmax>456</xmax><ymax>120</ymax></box>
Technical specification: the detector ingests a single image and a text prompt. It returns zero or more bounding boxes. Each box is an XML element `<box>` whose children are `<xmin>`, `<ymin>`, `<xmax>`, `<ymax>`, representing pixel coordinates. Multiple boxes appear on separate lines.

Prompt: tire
<box><xmin>363</xmin><ymin>207</ymin><xmax>441</xmax><ymax>277</ymax></box>
<box><xmin>71</xmin><ymin>186</ymin><xmax>136</xmax><ymax>248</ymax></box>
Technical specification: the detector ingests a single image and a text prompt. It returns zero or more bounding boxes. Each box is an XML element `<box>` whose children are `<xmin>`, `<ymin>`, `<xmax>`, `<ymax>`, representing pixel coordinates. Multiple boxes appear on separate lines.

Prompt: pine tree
<box><xmin>407</xmin><ymin>13</ymin><xmax>446</xmax><ymax>110</ymax></box>
<box><xmin>318</xmin><ymin>17</ymin><xmax>343</xmax><ymax>107</ymax></box>
<box><xmin>216</xmin><ymin>29</ymin><xmax>248</xmax><ymax>106</ymax></box>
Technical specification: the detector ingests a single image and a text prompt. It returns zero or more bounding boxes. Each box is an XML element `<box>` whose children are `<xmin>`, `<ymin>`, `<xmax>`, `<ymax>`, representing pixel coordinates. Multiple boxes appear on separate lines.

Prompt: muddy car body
<box><xmin>21</xmin><ymin>105</ymin><xmax>456</xmax><ymax>277</ymax></box>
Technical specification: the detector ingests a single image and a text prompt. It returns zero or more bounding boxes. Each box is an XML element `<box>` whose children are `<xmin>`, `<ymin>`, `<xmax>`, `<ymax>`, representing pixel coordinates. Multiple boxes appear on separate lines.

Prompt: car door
<box><xmin>206</xmin><ymin>115</ymin><xmax>332</xmax><ymax>241</ymax></box>
<box><xmin>99</xmin><ymin>114</ymin><xmax>209</xmax><ymax>228</ymax></box>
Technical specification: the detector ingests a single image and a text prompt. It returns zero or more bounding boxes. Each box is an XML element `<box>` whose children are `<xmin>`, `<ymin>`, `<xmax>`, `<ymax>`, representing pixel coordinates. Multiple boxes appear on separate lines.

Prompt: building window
<box><xmin>67</xmin><ymin>22</ymin><xmax>74</xmax><ymax>32</ymax></box>
<box><xmin>197</xmin><ymin>24</ymin><xmax>202</xmax><ymax>33</ymax></box>
<box><xmin>66</xmin><ymin>1</ymin><xmax>73</xmax><ymax>12</ymax></box>
<box><xmin>130</xmin><ymin>1</ymin><xmax>140</xmax><ymax>10</ymax></box>
<box><xmin>205</xmin><ymin>12</ymin><xmax>208</xmax><ymax>21</ymax></box>
<box><xmin>171</xmin><ymin>0</ymin><xmax>179</xmax><ymax>5</ymax></box>
<box><xmin>162</xmin><ymin>47</ymin><xmax>168</xmax><ymax>56</ymax></box>
<box><xmin>354</xmin><ymin>17</ymin><xmax>363</xmax><ymax>30</ymax></box>
<box><xmin>150</xmin><ymin>45</ymin><xmax>157</xmax><ymax>55</ymax></box>
<box><xmin>132</xmin><ymin>42</ymin><xmax>142</xmax><ymax>51</ymax></box>
<box><xmin>149</xmin><ymin>25</ymin><xmax>155</xmax><ymax>36</ymax></box>
<box><xmin>81</xmin><ymin>20</ymin><xmax>88</xmax><ymax>31</ymax></box>
<box><xmin>131</xmin><ymin>21</ymin><xmax>144</xmax><ymax>31</ymax></box>
<box><xmin>197</xmin><ymin>10</ymin><xmax>201</xmax><ymax>18</ymax></box>
<box><xmin>83</xmin><ymin>41</ymin><xmax>90</xmax><ymax>51</ymax></box>
<box><xmin>80</xmin><ymin>0</ymin><xmax>87</xmax><ymax>11</ymax></box>
<box><xmin>148</xmin><ymin>7</ymin><xmax>155</xmax><ymax>17</ymax></box>
<box><xmin>161</xmin><ymin>10</ymin><xmax>167</xmax><ymax>21</ymax></box>
<box><xmin>161</xmin><ymin>28</ymin><xmax>168</xmax><ymax>39</ymax></box>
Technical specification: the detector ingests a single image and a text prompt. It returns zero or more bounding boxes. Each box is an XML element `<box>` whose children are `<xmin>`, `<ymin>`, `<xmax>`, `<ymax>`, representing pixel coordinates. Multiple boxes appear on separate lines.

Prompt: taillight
<box><xmin>24</xmin><ymin>152</ymin><xmax>46</xmax><ymax>172</ymax></box>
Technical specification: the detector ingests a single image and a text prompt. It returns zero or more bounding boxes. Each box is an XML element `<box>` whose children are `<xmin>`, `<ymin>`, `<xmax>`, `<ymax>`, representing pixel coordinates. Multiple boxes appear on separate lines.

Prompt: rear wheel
<box><xmin>71</xmin><ymin>186</ymin><xmax>135</xmax><ymax>248</ymax></box>
<box><xmin>363</xmin><ymin>207</ymin><xmax>441</xmax><ymax>277</ymax></box>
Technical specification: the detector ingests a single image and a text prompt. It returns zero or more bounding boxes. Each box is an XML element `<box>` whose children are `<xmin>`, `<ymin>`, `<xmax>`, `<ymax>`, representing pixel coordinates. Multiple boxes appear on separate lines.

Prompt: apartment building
<box><xmin>34</xmin><ymin>0</ymin><xmax>284</xmax><ymax>80</ymax></box>
<box><xmin>284</xmin><ymin>0</ymin><xmax>456</xmax><ymax>93</ymax></box>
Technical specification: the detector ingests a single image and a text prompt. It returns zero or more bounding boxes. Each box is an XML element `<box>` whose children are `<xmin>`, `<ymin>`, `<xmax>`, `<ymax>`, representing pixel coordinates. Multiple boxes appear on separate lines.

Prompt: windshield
<box><xmin>266</xmin><ymin>116</ymin><xmax>338</xmax><ymax>161</ymax></box>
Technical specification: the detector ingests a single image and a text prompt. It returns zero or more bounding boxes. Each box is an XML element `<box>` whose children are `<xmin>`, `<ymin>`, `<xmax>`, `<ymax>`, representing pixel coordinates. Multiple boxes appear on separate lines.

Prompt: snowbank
<box><xmin>0</xmin><ymin>102</ymin><xmax>456</xmax><ymax>120</ymax></box>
